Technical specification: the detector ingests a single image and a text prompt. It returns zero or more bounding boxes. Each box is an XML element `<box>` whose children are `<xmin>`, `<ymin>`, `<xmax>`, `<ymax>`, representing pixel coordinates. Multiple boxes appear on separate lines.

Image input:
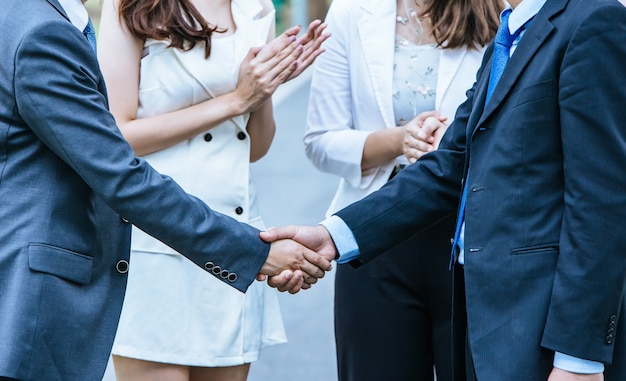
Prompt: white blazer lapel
<box><xmin>358</xmin><ymin>1</ymin><xmax>397</xmax><ymax>128</ymax></box>
<box><xmin>435</xmin><ymin>47</ymin><xmax>467</xmax><ymax>109</ymax></box>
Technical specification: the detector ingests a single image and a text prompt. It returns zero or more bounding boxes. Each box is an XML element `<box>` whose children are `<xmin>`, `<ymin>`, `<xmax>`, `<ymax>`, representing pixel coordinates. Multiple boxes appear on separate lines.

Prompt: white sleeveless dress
<box><xmin>111</xmin><ymin>0</ymin><xmax>287</xmax><ymax>366</ymax></box>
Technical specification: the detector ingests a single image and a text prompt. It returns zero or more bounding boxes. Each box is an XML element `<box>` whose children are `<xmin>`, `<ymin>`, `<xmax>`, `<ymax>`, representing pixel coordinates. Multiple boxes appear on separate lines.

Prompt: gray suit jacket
<box><xmin>337</xmin><ymin>0</ymin><xmax>626</xmax><ymax>379</ymax></box>
<box><xmin>0</xmin><ymin>0</ymin><xmax>269</xmax><ymax>380</ymax></box>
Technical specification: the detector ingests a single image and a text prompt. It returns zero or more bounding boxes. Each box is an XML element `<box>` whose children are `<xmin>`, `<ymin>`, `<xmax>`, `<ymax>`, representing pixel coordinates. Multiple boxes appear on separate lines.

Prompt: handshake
<box><xmin>257</xmin><ymin>225</ymin><xmax>338</xmax><ymax>294</ymax></box>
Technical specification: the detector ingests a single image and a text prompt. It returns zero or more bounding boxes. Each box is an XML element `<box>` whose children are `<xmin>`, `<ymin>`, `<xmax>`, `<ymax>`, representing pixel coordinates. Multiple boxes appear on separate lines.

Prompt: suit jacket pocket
<box><xmin>28</xmin><ymin>243</ymin><xmax>93</xmax><ymax>284</ymax></box>
<box><xmin>511</xmin><ymin>243</ymin><xmax>559</xmax><ymax>256</ymax></box>
<box><xmin>510</xmin><ymin>80</ymin><xmax>554</xmax><ymax>109</ymax></box>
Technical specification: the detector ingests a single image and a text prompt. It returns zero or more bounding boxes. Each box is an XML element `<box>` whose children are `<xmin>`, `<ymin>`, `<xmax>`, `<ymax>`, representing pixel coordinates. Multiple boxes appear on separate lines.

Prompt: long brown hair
<box><xmin>421</xmin><ymin>0</ymin><xmax>503</xmax><ymax>49</ymax></box>
<box><xmin>118</xmin><ymin>0</ymin><xmax>224</xmax><ymax>58</ymax></box>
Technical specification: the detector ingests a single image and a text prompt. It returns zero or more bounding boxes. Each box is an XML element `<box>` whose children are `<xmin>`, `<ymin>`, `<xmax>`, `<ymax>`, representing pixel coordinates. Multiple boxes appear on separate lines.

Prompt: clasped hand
<box><xmin>257</xmin><ymin>225</ymin><xmax>338</xmax><ymax>294</ymax></box>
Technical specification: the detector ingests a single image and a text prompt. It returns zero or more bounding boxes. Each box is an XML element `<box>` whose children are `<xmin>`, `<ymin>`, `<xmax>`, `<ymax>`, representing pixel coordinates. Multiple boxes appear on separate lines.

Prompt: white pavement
<box><xmin>101</xmin><ymin>69</ymin><xmax>340</xmax><ymax>381</ymax></box>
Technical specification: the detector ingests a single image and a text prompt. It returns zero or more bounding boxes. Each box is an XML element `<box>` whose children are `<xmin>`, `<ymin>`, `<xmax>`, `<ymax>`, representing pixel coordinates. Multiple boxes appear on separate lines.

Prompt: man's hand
<box><xmin>547</xmin><ymin>368</ymin><xmax>603</xmax><ymax>381</ymax></box>
<box><xmin>260</xmin><ymin>225</ymin><xmax>337</xmax><ymax>292</ymax></box>
<box><xmin>403</xmin><ymin>111</ymin><xmax>448</xmax><ymax>163</ymax></box>
<box><xmin>259</xmin><ymin>238</ymin><xmax>332</xmax><ymax>283</ymax></box>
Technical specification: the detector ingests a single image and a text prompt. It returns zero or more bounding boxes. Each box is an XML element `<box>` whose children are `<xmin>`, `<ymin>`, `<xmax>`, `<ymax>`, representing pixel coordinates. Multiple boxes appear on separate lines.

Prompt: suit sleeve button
<box><xmin>204</xmin><ymin>133</ymin><xmax>213</xmax><ymax>142</ymax></box>
<box><xmin>211</xmin><ymin>265</ymin><xmax>222</xmax><ymax>275</ymax></box>
<box><xmin>228</xmin><ymin>273</ymin><xmax>238</xmax><ymax>282</ymax></box>
<box><xmin>204</xmin><ymin>261</ymin><xmax>214</xmax><ymax>270</ymax></box>
<box><xmin>220</xmin><ymin>270</ymin><xmax>230</xmax><ymax>279</ymax></box>
<box><xmin>235</xmin><ymin>206</ymin><xmax>243</xmax><ymax>215</ymax></box>
<box><xmin>115</xmin><ymin>259</ymin><xmax>129</xmax><ymax>274</ymax></box>
<box><xmin>237</xmin><ymin>131</ymin><xmax>246</xmax><ymax>140</ymax></box>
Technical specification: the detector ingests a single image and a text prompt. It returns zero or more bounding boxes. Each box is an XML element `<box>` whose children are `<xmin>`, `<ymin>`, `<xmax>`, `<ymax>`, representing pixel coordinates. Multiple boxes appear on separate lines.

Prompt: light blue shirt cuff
<box><xmin>553</xmin><ymin>352</ymin><xmax>604</xmax><ymax>374</ymax></box>
<box><xmin>319</xmin><ymin>215</ymin><xmax>361</xmax><ymax>264</ymax></box>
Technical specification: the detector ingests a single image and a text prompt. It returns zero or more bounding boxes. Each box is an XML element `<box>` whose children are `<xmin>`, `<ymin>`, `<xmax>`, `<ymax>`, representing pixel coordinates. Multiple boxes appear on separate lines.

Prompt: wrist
<box><xmin>222</xmin><ymin>90</ymin><xmax>248</xmax><ymax>116</ymax></box>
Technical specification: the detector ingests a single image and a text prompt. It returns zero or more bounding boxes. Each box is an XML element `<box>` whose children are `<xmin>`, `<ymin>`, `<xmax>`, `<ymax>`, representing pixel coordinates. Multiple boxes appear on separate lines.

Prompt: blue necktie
<box><xmin>83</xmin><ymin>19</ymin><xmax>97</xmax><ymax>53</ymax></box>
<box><xmin>449</xmin><ymin>9</ymin><xmax>521</xmax><ymax>268</ymax></box>
<box><xmin>486</xmin><ymin>9</ymin><xmax>521</xmax><ymax>105</ymax></box>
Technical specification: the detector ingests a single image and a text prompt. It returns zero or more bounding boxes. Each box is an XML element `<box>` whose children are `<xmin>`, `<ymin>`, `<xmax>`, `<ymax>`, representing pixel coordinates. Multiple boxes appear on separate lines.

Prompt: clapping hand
<box><xmin>258</xmin><ymin>225</ymin><xmax>338</xmax><ymax>293</ymax></box>
<box><xmin>402</xmin><ymin>110</ymin><xmax>448</xmax><ymax>163</ymax></box>
<box><xmin>231</xmin><ymin>20</ymin><xmax>329</xmax><ymax>114</ymax></box>
<box><xmin>283</xmin><ymin>20</ymin><xmax>330</xmax><ymax>81</ymax></box>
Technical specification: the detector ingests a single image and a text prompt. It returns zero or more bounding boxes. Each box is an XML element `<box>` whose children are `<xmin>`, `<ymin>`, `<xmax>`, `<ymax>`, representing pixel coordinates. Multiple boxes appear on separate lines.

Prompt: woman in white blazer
<box><xmin>97</xmin><ymin>0</ymin><xmax>327</xmax><ymax>380</ymax></box>
<box><xmin>305</xmin><ymin>0</ymin><xmax>501</xmax><ymax>379</ymax></box>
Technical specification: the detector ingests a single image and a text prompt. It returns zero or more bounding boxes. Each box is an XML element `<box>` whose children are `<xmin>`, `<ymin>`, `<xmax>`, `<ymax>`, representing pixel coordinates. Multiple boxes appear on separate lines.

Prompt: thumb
<box><xmin>260</xmin><ymin>225</ymin><xmax>299</xmax><ymax>243</ymax></box>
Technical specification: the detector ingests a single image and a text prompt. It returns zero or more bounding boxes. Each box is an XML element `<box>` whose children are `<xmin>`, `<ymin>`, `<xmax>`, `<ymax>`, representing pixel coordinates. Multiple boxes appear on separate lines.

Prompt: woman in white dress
<box><xmin>97</xmin><ymin>0</ymin><xmax>327</xmax><ymax>380</ymax></box>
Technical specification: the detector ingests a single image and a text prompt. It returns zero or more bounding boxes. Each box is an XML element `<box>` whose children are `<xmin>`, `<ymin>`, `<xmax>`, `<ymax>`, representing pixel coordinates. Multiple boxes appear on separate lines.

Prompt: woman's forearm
<box><xmin>247</xmin><ymin>101</ymin><xmax>276</xmax><ymax>162</ymax></box>
<box><xmin>361</xmin><ymin>127</ymin><xmax>405</xmax><ymax>170</ymax></box>
<box><xmin>118</xmin><ymin>91</ymin><xmax>248</xmax><ymax>156</ymax></box>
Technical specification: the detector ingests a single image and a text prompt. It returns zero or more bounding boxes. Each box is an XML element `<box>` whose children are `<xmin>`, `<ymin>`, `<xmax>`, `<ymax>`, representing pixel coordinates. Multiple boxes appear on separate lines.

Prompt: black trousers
<box><xmin>334</xmin><ymin>214</ymin><xmax>456</xmax><ymax>381</ymax></box>
<box><xmin>453</xmin><ymin>264</ymin><xmax>477</xmax><ymax>381</ymax></box>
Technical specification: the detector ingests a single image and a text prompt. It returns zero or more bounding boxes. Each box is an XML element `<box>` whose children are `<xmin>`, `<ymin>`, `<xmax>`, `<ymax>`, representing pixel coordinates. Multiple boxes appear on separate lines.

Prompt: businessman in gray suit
<box><xmin>0</xmin><ymin>0</ymin><xmax>329</xmax><ymax>380</ymax></box>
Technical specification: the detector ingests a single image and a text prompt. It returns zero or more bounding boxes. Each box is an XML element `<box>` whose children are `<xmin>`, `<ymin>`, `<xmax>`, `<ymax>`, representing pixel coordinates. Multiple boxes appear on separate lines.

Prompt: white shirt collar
<box><xmin>506</xmin><ymin>0</ymin><xmax>548</xmax><ymax>34</ymax></box>
<box><xmin>57</xmin><ymin>0</ymin><xmax>89</xmax><ymax>31</ymax></box>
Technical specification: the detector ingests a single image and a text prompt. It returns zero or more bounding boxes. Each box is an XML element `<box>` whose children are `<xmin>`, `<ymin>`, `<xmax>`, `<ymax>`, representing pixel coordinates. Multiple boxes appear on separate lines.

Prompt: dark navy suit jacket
<box><xmin>0</xmin><ymin>0</ymin><xmax>269</xmax><ymax>379</ymax></box>
<box><xmin>336</xmin><ymin>0</ymin><xmax>626</xmax><ymax>379</ymax></box>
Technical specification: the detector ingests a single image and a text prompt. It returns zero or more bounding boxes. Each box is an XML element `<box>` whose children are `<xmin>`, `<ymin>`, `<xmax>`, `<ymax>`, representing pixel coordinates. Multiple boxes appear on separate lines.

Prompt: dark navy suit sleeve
<box><xmin>334</xmin><ymin>73</ymin><xmax>480</xmax><ymax>264</ymax></box>
<box><xmin>13</xmin><ymin>19</ymin><xmax>268</xmax><ymax>292</ymax></box>
<box><xmin>540</xmin><ymin>3</ymin><xmax>626</xmax><ymax>364</ymax></box>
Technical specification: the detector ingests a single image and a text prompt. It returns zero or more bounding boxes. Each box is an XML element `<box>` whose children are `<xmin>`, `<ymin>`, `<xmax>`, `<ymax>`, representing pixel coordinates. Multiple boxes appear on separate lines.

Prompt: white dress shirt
<box><xmin>57</xmin><ymin>0</ymin><xmax>89</xmax><ymax>31</ymax></box>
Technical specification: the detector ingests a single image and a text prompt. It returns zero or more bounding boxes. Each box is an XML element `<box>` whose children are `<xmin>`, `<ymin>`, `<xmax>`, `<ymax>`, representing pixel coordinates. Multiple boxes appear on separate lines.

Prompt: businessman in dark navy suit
<box><xmin>264</xmin><ymin>0</ymin><xmax>626</xmax><ymax>380</ymax></box>
<box><xmin>0</xmin><ymin>0</ymin><xmax>330</xmax><ymax>380</ymax></box>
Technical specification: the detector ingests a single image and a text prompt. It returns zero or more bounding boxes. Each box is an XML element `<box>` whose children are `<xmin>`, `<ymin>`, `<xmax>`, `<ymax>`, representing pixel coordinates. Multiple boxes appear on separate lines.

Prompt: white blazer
<box><xmin>304</xmin><ymin>0</ymin><xmax>486</xmax><ymax>215</ymax></box>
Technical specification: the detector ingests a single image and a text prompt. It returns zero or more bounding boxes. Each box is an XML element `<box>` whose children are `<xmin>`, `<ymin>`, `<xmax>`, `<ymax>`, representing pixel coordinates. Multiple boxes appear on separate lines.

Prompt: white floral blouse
<box><xmin>392</xmin><ymin>35</ymin><xmax>440</xmax><ymax>127</ymax></box>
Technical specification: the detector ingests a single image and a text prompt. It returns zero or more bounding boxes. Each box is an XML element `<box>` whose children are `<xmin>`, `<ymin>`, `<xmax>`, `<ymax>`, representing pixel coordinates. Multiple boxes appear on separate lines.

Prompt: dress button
<box><xmin>237</xmin><ymin>131</ymin><xmax>246</xmax><ymax>140</ymax></box>
<box><xmin>204</xmin><ymin>133</ymin><xmax>213</xmax><ymax>142</ymax></box>
<box><xmin>228</xmin><ymin>273</ymin><xmax>238</xmax><ymax>282</ymax></box>
<box><xmin>204</xmin><ymin>261</ymin><xmax>214</xmax><ymax>271</ymax></box>
<box><xmin>211</xmin><ymin>265</ymin><xmax>222</xmax><ymax>275</ymax></box>
<box><xmin>235</xmin><ymin>206</ymin><xmax>244</xmax><ymax>215</ymax></box>
<box><xmin>115</xmin><ymin>259</ymin><xmax>129</xmax><ymax>274</ymax></box>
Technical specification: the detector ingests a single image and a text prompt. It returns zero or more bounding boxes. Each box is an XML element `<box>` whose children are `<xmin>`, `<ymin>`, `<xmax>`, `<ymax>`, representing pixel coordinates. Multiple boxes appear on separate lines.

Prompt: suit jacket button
<box><xmin>228</xmin><ymin>273</ymin><xmax>238</xmax><ymax>282</ymax></box>
<box><xmin>211</xmin><ymin>265</ymin><xmax>222</xmax><ymax>275</ymax></box>
<box><xmin>610</xmin><ymin>315</ymin><xmax>617</xmax><ymax>323</ymax></box>
<box><xmin>204</xmin><ymin>133</ymin><xmax>212</xmax><ymax>142</ymax></box>
<box><xmin>237</xmin><ymin>131</ymin><xmax>246</xmax><ymax>140</ymax></box>
<box><xmin>121</xmin><ymin>217</ymin><xmax>130</xmax><ymax>224</ymax></box>
<box><xmin>235</xmin><ymin>206</ymin><xmax>243</xmax><ymax>215</ymax></box>
<box><xmin>204</xmin><ymin>261</ymin><xmax>214</xmax><ymax>271</ymax></box>
<box><xmin>606</xmin><ymin>335</ymin><xmax>614</xmax><ymax>345</ymax></box>
<box><xmin>116</xmin><ymin>259</ymin><xmax>129</xmax><ymax>274</ymax></box>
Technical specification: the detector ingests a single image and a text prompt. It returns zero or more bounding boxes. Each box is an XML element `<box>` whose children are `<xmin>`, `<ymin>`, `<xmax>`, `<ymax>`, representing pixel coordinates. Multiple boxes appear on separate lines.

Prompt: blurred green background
<box><xmin>86</xmin><ymin>0</ymin><xmax>331</xmax><ymax>35</ymax></box>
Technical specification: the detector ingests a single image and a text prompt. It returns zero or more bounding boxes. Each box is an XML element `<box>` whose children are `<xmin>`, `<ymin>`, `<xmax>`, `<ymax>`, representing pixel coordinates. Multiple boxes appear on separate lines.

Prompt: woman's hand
<box><xmin>284</xmin><ymin>20</ymin><xmax>330</xmax><ymax>81</ymax></box>
<box><xmin>403</xmin><ymin>111</ymin><xmax>448</xmax><ymax>163</ymax></box>
<box><xmin>233</xmin><ymin>33</ymin><xmax>303</xmax><ymax>114</ymax></box>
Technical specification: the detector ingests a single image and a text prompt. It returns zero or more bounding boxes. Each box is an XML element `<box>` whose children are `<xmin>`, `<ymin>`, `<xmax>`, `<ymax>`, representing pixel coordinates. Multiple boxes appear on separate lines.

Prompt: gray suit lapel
<box><xmin>46</xmin><ymin>0</ymin><xmax>70</xmax><ymax>21</ymax></box>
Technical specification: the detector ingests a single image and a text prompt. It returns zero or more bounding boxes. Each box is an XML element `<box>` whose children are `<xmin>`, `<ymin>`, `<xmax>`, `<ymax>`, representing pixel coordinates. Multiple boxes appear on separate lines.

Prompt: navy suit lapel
<box><xmin>472</xmin><ymin>0</ymin><xmax>568</xmax><ymax>136</ymax></box>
